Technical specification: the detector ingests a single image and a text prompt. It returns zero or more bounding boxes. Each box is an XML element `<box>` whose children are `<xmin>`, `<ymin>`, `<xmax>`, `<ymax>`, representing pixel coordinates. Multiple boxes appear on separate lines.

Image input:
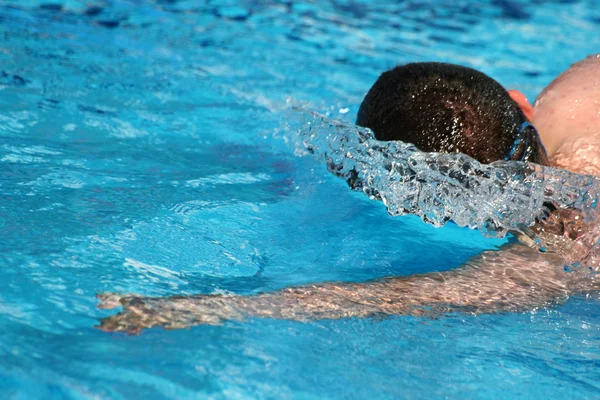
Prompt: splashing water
<box><xmin>283</xmin><ymin>106</ymin><xmax>600</xmax><ymax>269</ymax></box>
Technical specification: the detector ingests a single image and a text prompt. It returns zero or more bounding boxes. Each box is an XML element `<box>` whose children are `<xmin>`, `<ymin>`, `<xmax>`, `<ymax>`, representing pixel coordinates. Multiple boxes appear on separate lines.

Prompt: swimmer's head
<box><xmin>356</xmin><ymin>62</ymin><xmax>548</xmax><ymax>165</ymax></box>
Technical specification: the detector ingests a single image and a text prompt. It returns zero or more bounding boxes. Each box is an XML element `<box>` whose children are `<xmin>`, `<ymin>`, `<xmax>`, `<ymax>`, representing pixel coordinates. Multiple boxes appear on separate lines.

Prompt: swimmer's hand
<box><xmin>96</xmin><ymin>293</ymin><xmax>249</xmax><ymax>333</ymax></box>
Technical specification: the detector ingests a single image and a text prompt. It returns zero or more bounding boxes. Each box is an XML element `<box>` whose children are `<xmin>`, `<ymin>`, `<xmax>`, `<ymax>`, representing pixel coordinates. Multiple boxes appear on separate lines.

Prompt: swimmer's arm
<box><xmin>97</xmin><ymin>244</ymin><xmax>575</xmax><ymax>333</ymax></box>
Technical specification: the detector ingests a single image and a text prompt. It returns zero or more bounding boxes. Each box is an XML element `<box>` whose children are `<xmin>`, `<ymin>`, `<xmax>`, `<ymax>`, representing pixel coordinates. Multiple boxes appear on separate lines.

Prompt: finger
<box><xmin>96</xmin><ymin>293</ymin><xmax>126</xmax><ymax>309</ymax></box>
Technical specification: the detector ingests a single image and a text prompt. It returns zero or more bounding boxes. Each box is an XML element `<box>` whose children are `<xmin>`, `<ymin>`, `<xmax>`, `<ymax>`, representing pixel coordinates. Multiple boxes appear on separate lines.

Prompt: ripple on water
<box><xmin>1</xmin><ymin>0</ymin><xmax>600</xmax><ymax>398</ymax></box>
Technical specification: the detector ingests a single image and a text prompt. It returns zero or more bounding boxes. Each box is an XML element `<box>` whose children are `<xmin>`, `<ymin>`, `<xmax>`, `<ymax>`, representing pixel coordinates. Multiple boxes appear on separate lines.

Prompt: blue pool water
<box><xmin>1</xmin><ymin>0</ymin><xmax>600</xmax><ymax>398</ymax></box>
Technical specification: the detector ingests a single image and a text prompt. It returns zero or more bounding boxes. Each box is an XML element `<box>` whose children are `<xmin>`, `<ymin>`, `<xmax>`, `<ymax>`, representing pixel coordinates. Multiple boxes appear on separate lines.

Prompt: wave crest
<box><xmin>283</xmin><ymin>106</ymin><xmax>600</xmax><ymax>269</ymax></box>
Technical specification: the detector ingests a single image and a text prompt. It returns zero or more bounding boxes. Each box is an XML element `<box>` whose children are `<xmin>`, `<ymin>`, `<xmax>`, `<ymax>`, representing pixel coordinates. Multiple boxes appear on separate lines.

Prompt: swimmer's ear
<box><xmin>507</xmin><ymin>90</ymin><xmax>534</xmax><ymax>121</ymax></box>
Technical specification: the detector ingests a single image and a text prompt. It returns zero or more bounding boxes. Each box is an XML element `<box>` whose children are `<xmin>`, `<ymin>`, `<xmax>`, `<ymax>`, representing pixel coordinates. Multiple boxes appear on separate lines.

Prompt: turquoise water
<box><xmin>1</xmin><ymin>1</ymin><xmax>600</xmax><ymax>398</ymax></box>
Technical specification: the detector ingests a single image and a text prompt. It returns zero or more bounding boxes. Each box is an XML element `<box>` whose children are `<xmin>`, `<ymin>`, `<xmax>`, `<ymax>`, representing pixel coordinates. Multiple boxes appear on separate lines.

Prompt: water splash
<box><xmin>282</xmin><ymin>106</ymin><xmax>600</xmax><ymax>268</ymax></box>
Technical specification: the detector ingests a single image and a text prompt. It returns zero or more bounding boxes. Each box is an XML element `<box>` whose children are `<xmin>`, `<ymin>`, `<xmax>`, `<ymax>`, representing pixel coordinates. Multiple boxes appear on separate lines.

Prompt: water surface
<box><xmin>1</xmin><ymin>1</ymin><xmax>600</xmax><ymax>398</ymax></box>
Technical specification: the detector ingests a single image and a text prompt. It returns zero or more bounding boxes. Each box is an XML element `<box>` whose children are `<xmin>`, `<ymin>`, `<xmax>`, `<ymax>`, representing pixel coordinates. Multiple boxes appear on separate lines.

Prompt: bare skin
<box><xmin>98</xmin><ymin>56</ymin><xmax>600</xmax><ymax>333</ymax></box>
<box><xmin>512</xmin><ymin>54</ymin><xmax>600</xmax><ymax>176</ymax></box>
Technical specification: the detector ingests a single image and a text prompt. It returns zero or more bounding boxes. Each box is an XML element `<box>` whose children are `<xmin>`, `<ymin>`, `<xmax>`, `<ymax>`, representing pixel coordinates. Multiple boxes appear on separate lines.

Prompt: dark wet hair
<box><xmin>356</xmin><ymin>62</ymin><xmax>547</xmax><ymax>165</ymax></box>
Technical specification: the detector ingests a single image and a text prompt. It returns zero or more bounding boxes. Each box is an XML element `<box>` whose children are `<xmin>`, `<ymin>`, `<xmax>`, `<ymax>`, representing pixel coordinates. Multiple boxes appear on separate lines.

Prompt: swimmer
<box><xmin>97</xmin><ymin>56</ymin><xmax>600</xmax><ymax>333</ymax></box>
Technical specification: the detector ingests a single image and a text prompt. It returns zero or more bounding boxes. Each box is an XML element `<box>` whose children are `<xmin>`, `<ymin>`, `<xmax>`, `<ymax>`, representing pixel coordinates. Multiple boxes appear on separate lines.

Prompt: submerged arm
<box><xmin>97</xmin><ymin>244</ymin><xmax>590</xmax><ymax>333</ymax></box>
